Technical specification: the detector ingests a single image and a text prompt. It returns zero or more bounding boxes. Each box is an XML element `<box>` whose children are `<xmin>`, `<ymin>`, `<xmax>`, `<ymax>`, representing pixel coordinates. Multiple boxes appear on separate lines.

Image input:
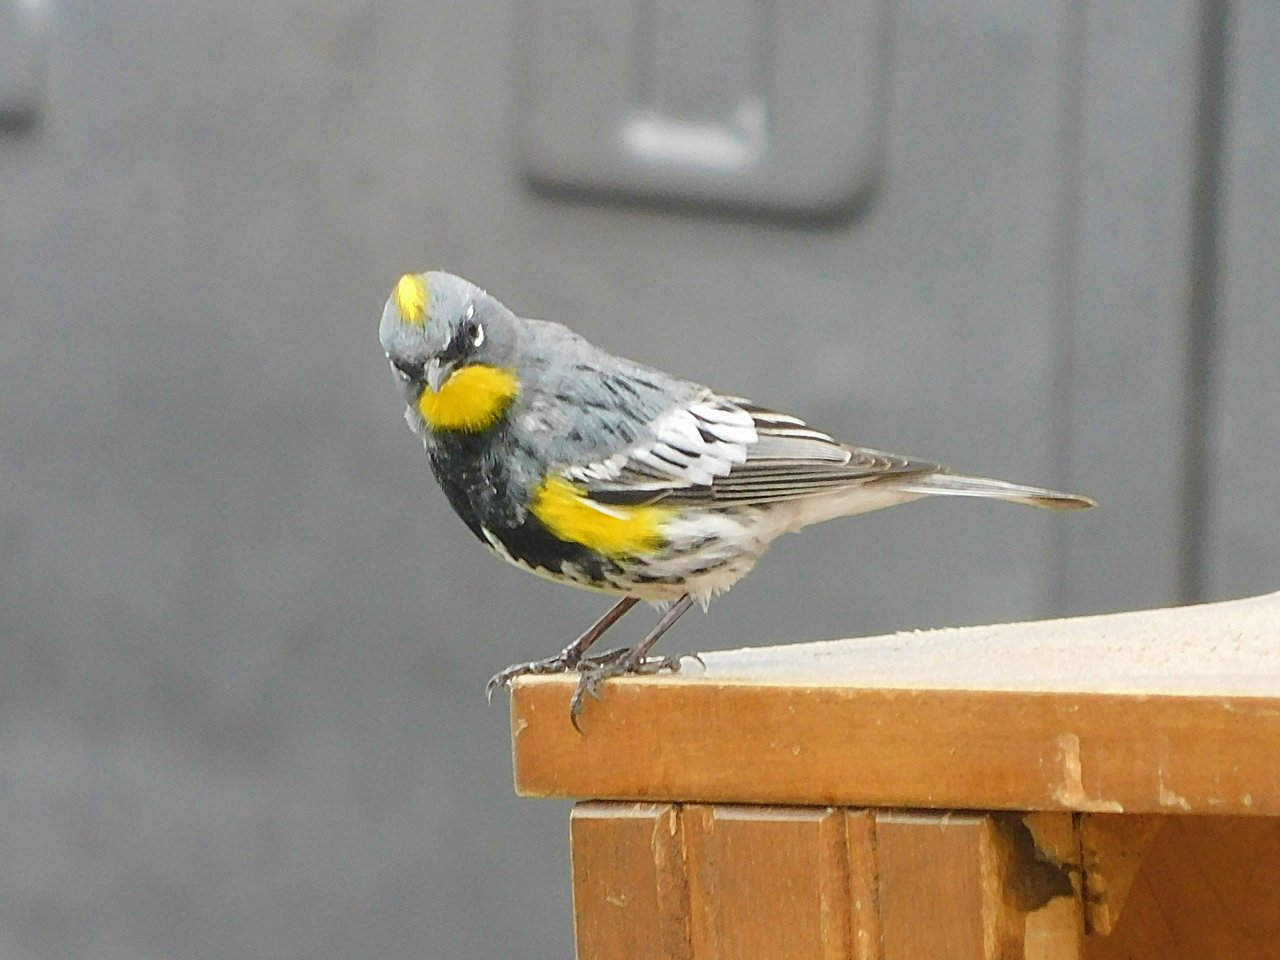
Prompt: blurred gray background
<box><xmin>1</xmin><ymin>1</ymin><xmax>1276</xmax><ymax>957</ymax></box>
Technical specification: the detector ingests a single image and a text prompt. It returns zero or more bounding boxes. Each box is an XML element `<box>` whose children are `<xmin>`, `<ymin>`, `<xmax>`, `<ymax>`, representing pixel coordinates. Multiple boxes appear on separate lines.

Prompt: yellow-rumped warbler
<box><xmin>379</xmin><ymin>271</ymin><xmax>1094</xmax><ymax>725</ymax></box>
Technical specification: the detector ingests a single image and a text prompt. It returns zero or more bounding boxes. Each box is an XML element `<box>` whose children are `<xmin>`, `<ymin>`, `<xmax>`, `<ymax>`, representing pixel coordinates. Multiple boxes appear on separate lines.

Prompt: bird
<box><xmin>378</xmin><ymin>271</ymin><xmax>1095</xmax><ymax>727</ymax></box>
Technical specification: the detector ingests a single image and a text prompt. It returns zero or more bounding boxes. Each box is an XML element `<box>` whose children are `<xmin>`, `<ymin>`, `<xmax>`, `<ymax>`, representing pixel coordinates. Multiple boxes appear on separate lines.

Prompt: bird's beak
<box><xmin>426</xmin><ymin>357</ymin><xmax>455</xmax><ymax>393</ymax></box>
<box><xmin>387</xmin><ymin>353</ymin><xmax>424</xmax><ymax>383</ymax></box>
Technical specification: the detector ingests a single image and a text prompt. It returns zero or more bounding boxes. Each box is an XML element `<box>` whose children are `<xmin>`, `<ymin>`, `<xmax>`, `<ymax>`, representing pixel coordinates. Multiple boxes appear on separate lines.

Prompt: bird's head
<box><xmin>379</xmin><ymin>271</ymin><xmax>522</xmax><ymax>433</ymax></box>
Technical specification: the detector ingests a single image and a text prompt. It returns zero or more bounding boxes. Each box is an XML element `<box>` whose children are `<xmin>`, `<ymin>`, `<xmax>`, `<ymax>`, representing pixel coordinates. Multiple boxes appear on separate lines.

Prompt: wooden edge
<box><xmin>1079</xmin><ymin>814</ymin><xmax>1165</xmax><ymax>936</ymax></box>
<box><xmin>510</xmin><ymin>677</ymin><xmax>1280</xmax><ymax>815</ymax></box>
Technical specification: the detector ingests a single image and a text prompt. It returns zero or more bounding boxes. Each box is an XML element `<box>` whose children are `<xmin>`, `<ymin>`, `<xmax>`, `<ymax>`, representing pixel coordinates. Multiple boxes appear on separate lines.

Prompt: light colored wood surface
<box><xmin>692</xmin><ymin>590</ymin><xmax>1280</xmax><ymax>696</ymax></box>
<box><xmin>512</xmin><ymin>593</ymin><xmax>1280</xmax><ymax>815</ymax></box>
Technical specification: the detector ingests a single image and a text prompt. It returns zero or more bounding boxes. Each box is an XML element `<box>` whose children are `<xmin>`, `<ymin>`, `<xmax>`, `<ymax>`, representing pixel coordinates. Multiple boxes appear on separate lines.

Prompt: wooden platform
<box><xmin>509</xmin><ymin>592</ymin><xmax>1280</xmax><ymax>959</ymax></box>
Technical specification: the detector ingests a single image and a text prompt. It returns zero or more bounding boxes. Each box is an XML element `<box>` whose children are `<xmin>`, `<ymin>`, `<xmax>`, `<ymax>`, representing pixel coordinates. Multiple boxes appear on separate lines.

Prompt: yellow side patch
<box><xmin>394</xmin><ymin>273</ymin><xmax>428</xmax><ymax>326</ymax></box>
<box><xmin>417</xmin><ymin>364</ymin><xmax>518</xmax><ymax>432</ymax></box>
<box><xmin>531</xmin><ymin>476</ymin><xmax>674</xmax><ymax>558</ymax></box>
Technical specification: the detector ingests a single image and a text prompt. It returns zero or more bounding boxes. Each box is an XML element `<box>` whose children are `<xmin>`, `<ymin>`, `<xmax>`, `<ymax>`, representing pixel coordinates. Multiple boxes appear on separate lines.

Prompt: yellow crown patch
<box><xmin>394</xmin><ymin>273</ymin><xmax>428</xmax><ymax>326</ymax></box>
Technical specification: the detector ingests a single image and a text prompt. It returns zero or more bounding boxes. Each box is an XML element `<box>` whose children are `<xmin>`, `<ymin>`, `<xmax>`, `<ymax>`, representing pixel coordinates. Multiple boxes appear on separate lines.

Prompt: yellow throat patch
<box><xmin>417</xmin><ymin>365</ymin><xmax>519</xmax><ymax>432</ymax></box>
<box><xmin>394</xmin><ymin>273</ymin><xmax>428</xmax><ymax>326</ymax></box>
<box><xmin>531</xmin><ymin>476</ymin><xmax>674</xmax><ymax>558</ymax></box>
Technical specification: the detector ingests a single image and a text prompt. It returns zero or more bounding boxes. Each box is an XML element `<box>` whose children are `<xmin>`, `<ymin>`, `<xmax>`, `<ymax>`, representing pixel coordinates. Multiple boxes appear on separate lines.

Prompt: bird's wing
<box><xmin>561</xmin><ymin>392</ymin><xmax>940</xmax><ymax>507</ymax></box>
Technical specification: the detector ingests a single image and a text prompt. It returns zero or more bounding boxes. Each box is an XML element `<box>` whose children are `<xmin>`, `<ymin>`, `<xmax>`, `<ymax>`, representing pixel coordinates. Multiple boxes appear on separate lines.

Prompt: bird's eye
<box><xmin>467</xmin><ymin>320</ymin><xmax>485</xmax><ymax>347</ymax></box>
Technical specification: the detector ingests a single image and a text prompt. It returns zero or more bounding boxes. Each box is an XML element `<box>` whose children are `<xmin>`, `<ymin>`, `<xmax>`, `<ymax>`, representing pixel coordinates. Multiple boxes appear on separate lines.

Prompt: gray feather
<box><xmin>382</xmin><ymin>272</ymin><xmax>1094</xmax><ymax>527</ymax></box>
<box><xmin>884</xmin><ymin>473</ymin><xmax>1096</xmax><ymax>511</ymax></box>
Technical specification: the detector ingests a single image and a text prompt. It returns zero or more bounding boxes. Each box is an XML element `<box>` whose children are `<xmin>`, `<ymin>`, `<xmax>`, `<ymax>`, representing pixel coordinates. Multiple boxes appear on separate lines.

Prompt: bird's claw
<box><xmin>568</xmin><ymin>665</ymin><xmax>616</xmax><ymax>732</ymax></box>
<box><xmin>488</xmin><ymin>643</ymin><xmax>701</xmax><ymax>729</ymax></box>
<box><xmin>486</xmin><ymin>653</ymin><xmax>574</xmax><ymax>702</ymax></box>
<box><xmin>568</xmin><ymin>650</ymin><xmax>702</xmax><ymax>732</ymax></box>
<box><xmin>485</xmin><ymin>646</ymin><xmax>638</xmax><ymax>702</ymax></box>
<box><xmin>645</xmin><ymin>651</ymin><xmax>705</xmax><ymax>675</ymax></box>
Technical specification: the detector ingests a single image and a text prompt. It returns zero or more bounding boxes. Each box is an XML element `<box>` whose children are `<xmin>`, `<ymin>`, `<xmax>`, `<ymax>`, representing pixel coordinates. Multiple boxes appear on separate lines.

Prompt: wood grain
<box><xmin>570</xmin><ymin>803</ymin><xmax>691</xmax><ymax>960</ymax></box>
<box><xmin>876</xmin><ymin>812</ymin><xmax>1084</xmax><ymax>959</ymax></box>
<box><xmin>683</xmin><ymin>805</ymin><xmax>856</xmax><ymax>960</ymax></box>
<box><xmin>1084</xmin><ymin>816</ymin><xmax>1280</xmax><ymax>959</ymax></box>
<box><xmin>569</xmin><ymin>804</ymin><xmax>881</xmax><ymax>959</ymax></box>
<box><xmin>1079</xmin><ymin>813</ymin><xmax>1164</xmax><ymax>935</ymax></box>
<box><xmin>513</xmin><ymin>680</ymin><xmax>1280</xmax><ymax>815</ymax></box>
<box><xmin>511</xmin><ymin>593</ymin><xmax>1280</xmax><ymax>815</ymax></box>
<box><xmin>876</xmin><ymin>812</ymin><xmax>1008</xmax><ymax>959</ymax></box>
<box><xmin>567</xmin><ymin>805</ymin><xmax>1089</xmax><ymax>959</ymax></box>
<box><xmin>846</xmin><ymin>810</ymin><xmax>882</xmax><ymax>960</ymax></box>
<box><xmin>540</xmin><ymin>597</ymin><xmax>1280</xmax><ymax>957</ymax></box>
<box><xmin>1020</xmin><ymin>813</ymin><xmax>1086</xmax><ymax>960</ymax></box>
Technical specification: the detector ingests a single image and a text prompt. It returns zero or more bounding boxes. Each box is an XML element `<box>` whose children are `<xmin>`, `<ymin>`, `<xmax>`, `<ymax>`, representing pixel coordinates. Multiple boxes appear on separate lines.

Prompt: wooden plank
<box><xmin>1079</xmin><ymin>814</ymin><xmax>1164</xmax><ymax>935</ymax></box>
<box><xmin>569</xmin><ymin>803</ymin><xmax>690</xmax><ymax>960</ymax></box>
<box><xmin>511</xmin><ymin>594</ymin><xmax>1280</xmax><ymax>815</ymax></box>
<box><xmin>846</xmin><ymin>810</ymin><xmax>883</xmax><ymax>960</ymax></box>
<box><xmin>876</xmin><ymin>813</ymin><xmax>1006</xmax><ymax>959</ymax></box>
<box><xmin>683</xmin><ymin>805</ymin><xmax>858</xmax><ymax>960</ymax></box>
<box><xmin>569</xmin><ymin>804</ymin><xmax>883</xmax><ymax>959</ymax></box>
<box><xmin>877</xmin><ymin>812</ymin><xmax>1082</xmax><ymax>960</ymax></box>
<box><xmin>1020</xmin><ymin>813</ymin><xmax>1086</xmax><ymax>960</ymax></box>
<box><xmin>514</xmin><ymin>681</ymin><xmax>1280</xmax><ymax>816</ymax></box>
<box><xmin>1084</xmin><ymin>817</ymin><xmax>1280</xmax><ymax>960</ymax></box>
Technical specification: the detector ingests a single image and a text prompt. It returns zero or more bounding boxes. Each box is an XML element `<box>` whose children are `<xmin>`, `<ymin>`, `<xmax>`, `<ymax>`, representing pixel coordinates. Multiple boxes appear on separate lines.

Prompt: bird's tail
<box><xmin>887</xmin><ymin>472</ymin><xmax>1096</xmax><ymax>511</ymax></box>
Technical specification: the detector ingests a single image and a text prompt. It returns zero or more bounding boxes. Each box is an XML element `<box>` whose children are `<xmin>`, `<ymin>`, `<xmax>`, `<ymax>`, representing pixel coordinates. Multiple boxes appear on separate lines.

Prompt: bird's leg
<box><xmin>485</xmin><ymin>596</ymin><xmax>639</xmax><ymax>701</ymax></box>
<box><xmin>570</xmin><ymin>594</ymin><xmax>697</xmax><ymax>729</ymax></box>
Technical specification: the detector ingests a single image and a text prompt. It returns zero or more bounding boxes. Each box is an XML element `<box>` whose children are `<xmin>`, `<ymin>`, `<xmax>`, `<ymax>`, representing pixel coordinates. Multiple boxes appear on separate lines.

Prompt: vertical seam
<box><xmin>1180</xmin><ymin>0</ymin><xmax>1234</xmax><ymax>601</ymax></box>
<box><xmin>1048</xmin><ymin>0</ymin><xmax>1090</xmax><ymax>614</ymax></box>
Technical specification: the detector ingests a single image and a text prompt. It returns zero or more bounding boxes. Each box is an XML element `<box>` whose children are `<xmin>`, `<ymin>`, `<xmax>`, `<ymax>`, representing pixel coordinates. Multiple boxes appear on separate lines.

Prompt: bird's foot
<box><xmin>485</xmin><ymin>646</ymin><xmax>636</xmax><ymax>702</ymax></box>
<box><xmin>486</xmin><ymin>654</ymin><xmax>573</xmax><ymax>702</ymax></box>
<box><xmin>568</xmin><ymin>650</ymin><xmax>704</xmax><ymax>732</ymax></box>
